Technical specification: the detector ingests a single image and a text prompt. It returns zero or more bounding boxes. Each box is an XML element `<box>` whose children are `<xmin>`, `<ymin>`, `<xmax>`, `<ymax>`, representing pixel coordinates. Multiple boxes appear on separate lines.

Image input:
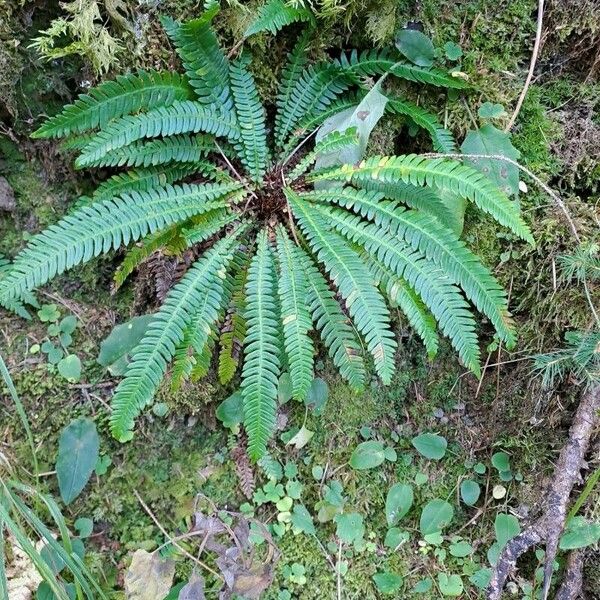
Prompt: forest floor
<box><xmin>1</xmin><ymin>0</ymin><xmax>599</xmax><ymax>599</ymax></box>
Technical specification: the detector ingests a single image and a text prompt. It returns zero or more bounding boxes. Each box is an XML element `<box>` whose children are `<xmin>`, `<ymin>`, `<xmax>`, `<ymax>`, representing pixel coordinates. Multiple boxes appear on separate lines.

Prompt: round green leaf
<box><xmin>386</xmin><ymin>483</ymin><xmax>414</xmax><ymax>525</ymax></box>
<box><xmin>74</xmin><ymin>517</ymin><xmax>93</xmax><ymax>538</ymax></box>
<box><xmin>278</xmin><ymin>373</ymin><xmax>293</xmax><ymax>403</ymax></box>
<box><xmin>291</xmin><ymin>504</ymin><xmax>316</xmax><ymax>536</ymax></box>
<box><xmin>438</xmin><ymin>573</ymin><xmax>463</xmax><ymax>596</ymax></box>
<box><xmin>478</xmin><ymin>102</ymin><xmax>506</xmax><ymax>119</ymax></box>
<box><xmin>559</xmin><ymin>517</ymin><xmax>600</xmax><ymax>550</ymax></box>
<box><xmin>152</xmin><ymin>402</ymin><xmax>169</xmax><ymax>417</ymax></box>
<box><xmin>59</xmin><ymin>315</ymin><xmax>78</xmax><ymax>335</ymax></box>
<box><xmin>419</xmin><ymin>499</ymin><xmax>454</xmax><ymax>536</ymax></box>
<box><xmin>334</xmin><ymin>512</ymin><xmax>364</xmax><ymax>544</ymax></box>
<box><xmin>373</xmin><ymin>571</ymin><xmax>403</xmax><ymax>595</ymax></box>
<box><xmin>460</xmin><ymin>479</ymin><xmax>481</xmax><ymax>506</ymax></box>
<box><xmin>215</xmin><ymin>391</ymin><xmax>243</xmax><ymax>428</ymax></box>
<box><xmin>56</xmin><ymin>417</ymin><xmax>99</xmax><ymax>504</ymax></box>
<box><xmin>305</xmin><ymin>377</ymin><xmax>328</xmax><ymax>415</ymax></box>
<box><xmin>349</xmin><ymin>441</ymin><xmax>385</xmax><ymax>470</ymax></box>
<box><xmin>449</xmin><ymin>540</ymin><xmax>473</xmax><ymax>557</ymax></box>
<box><xmin>443</xmin><ymin>41</ymin><xmax>463</xmax><ymax>61</ymax></box>
<box><xmin>494</xmin><ymin>513</ymin><xmax>520</xmax><ymax>547</ymax></box>
<box><xmin>395</xmin><ymin>29</ymin><xmax>435</xmax><ymax>67</ymax></box>
<box><xmin>411</xmin><ymin>433</ymin><xmax>447</xmax><ymax>460</ymax></box>
<box><xmin>491</xmin><ymin>452</ymin><xmax>510</xmax><ymax>472</ymax></box>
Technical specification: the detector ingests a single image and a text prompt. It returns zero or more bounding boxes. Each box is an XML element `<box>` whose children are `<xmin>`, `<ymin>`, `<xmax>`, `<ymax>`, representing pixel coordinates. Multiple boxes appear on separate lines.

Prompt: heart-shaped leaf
<box><xmin>411</xmin><ymin>433</ymin><xmax>447</xmax><ymax>460</ymax></box>
<box><xmin>419</xmin><ymin>499</ymin><xmax>454</xmax><ymax>536</ymax></box>
<box><xmin>385</xmin><ymin>483</ymin><xmax>414</xmax><ymax>525</ymax></box>
<box><xmin>349</xmin><ymin>441</ymin><xmax>385</xmax><ymax>470</ymax></box>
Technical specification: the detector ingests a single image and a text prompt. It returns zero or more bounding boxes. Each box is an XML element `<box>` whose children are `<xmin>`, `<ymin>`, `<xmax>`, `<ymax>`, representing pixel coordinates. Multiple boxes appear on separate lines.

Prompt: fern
<box><xmin>32</xmin><ymin>71</ymin><xmax>193</xmax><ymax>139</ymax></box>
<box><xmin>75</xmin><ymin>101</ymin><xmax>240</xmax><ymax>168</ymax></box>
<box><xmin>0</xmin><ymin>182</ymin><xmax>239</xmax><ymax>307</ymax></box>
<box><xmin>307</xmin><ymin>155</ymin><xmax>535</xmax><ymax>244</ymax></box>
<box><xmin>162</xmin><ymin>10</ymin><xmax>234</xmax><ymax>112</ymax></box>
<box><xmin>12</xmin><ymin>14</ymin><xmax>531</xmax><ymax>456</ymax></box>
<box><xmin>288</xmin><ymin>190</ymin><xmax>397</xmax><ymax>384</ymax></box>
<box><xmin>245</xmin><ymin>0</ymin><xmax>313</xmax><ymax>37</ymax></box>
<box><xmin>110</xmin><ymin>229</ymin><xmax>245</xmax><ymax>440</ymax></box>
<box><xmin>230</xmin><ymin>55</ymin><xmax>269</xmax><ymax>182</ymax></box>
<box><xmin>275</xmin><ymin>226</ymin><xmax>314</xmax><ymax>400</ymax></box>
<box><xmin>242</xmin><ymin>229</ymin><xmax>281</xmax><ymax>460</ymax></box>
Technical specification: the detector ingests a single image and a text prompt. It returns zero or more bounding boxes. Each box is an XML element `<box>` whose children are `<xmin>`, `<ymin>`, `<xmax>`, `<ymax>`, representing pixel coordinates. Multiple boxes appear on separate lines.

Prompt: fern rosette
<box><xmin>0</xmin><ymin>8</ymin><xmax>534</xmax><ymax>459</ymax></box>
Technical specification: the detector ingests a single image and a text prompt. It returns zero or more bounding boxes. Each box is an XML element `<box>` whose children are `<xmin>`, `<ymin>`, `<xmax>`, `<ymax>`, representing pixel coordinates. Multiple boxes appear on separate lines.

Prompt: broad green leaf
<box><xmin>443</xmin><ymin>42</ymin><xmax>462</xmax><ymax>61</ymax></box>
<box><xmin>478</xmin><ymin>102</ymin><xmax>506</xmax><ymax>119</ymax></box>
<box><xmin>56</xmin><ymin>417</ymin><xmax>99</xmax><ymax>504</ymax></box>
<box><xmin>74</xmin><ymin>517</ymin><xmax>93</xmax><ymax>538</ymax></box>
<box><xmin>559</xmin><ymin>517</ymin><xmax>600</xmax><ymax>550</ymax></box>
<box><xmin>349</xmin><ymin>441</ymin><xmax>386</xmax><ymax>470</ymax></box>
<box><xmin>411</xmin><ymin>433</ymin><xmax>447</xmax><ymax>460</ymax></box>
<box><xmin>334</xmin><ymin>512</ymin><xmax>364</xmax><ymax>544</ymax></box>
<box><xmin>215</xmin><ymin>391</ymin><xmax>243</xmax><ymax>428</ymax></box>
<box><xmin>449</xmin><ymin>540</ymin><xmax>473</xmax><ymax>557</ymax></box>
<box><xmin>491</xmin><ymin>452</ymin><xmax>510</xmax><ymax>471</ymax></box>
<box><xmin>59</xmin><ymin>315</ymin><xmax>78</xmax><ymax>334</ymax></box>
<box><xmin>419</xmin><ymin>499</ymin><xmax>454</xmax><ymax>536</ymax></box>
<box><xmin>460</xmin><ymin>480</ymin><xmax>481</xmax><ymax>506</ymax></box>
<box><xmin>385</xmin><ymin>483</ymin><xmax>414</xmax><ymax>525</ymax></box>
<box><xmin>395</xmin><ymin>29</ymin><xmax>435</xmax><ymax>67</ymax></box>
<box><xmin>461</xmin><ymin>124</ymin><xmax>521</xmax><ymax>197</ymax></box>
<box><xmin>494</xmin><ymin>513</ymin><xmax>520</xmax><ymax>547</ymax></box>
<box><xmin>413</xmin><ymin>577</ymin><xmax>433</xmax><ymax>593</ymax></box>
<box><xmin>291</xmin><ymin>504</ymin><xmax>315</xmax><ymax>535</ymax></box>
<box><xmin>278</xmin><ymin>373</ymin><xmax>293</xmax><ymax>403</ymax></box>
<box><xmin>97</xmin><ymin>315</ymin><xmax>154</xmax><ymax>376</ymax></box>
<box><xmin>384</xmin><ymin>527</ymin><xmax>409</xmax><ymax>549</ymax></box>
<box><xmin>437</xmin><ymin>573</ymin><xmax>463</xmax><ymax>596</ymax></box>
<box><xmin>469</xmin><ymin>568</ymin><xmax>492</xmax><ymax>589</ymax></box>
<box><xmin>305</xmin><ymin>377</ymin><xmax>328</xmax><ymax>415</ymax></box>
<box><xmin>372</xmin><ymin>571</ymin><xmax>403</xmax><ymax>595</ymax></box>
<box><xmin>57</xmin><ymin>354</ymin><xmax>81</xmax><ymax>382</ymax></box>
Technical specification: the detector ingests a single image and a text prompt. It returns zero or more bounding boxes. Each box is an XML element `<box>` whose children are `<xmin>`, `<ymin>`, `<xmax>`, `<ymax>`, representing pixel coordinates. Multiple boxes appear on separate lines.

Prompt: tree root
<box><xmin>555</xmin><ymin>550</ymin><xmax>584</xmax><ymax>600</ymax></box>
<box><xmin>487</xmin><ymin>384</ymin><xmax>599</xmax><ymax>600</ymax></box>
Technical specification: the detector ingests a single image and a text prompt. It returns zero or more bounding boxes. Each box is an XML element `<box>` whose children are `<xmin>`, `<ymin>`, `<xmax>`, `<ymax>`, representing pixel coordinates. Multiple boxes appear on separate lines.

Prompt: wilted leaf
<box><xmin>56</xmin><ymin>417</ymin><xmax>99</xmax><ymax>504</ymax></box>
<box><xmin>178</xmin><ymin>572</ymin><xmax>205</xmax><ymax>600</ymax></box>
<box><xmin>124</xmin><ymin>550</ymin><xmax>175</xmax><ymax>600</ymax></box>
<box><xmin>286</xmin><ymin>425</ymin><xmax>314</xmax><ymax>450</ymax></box>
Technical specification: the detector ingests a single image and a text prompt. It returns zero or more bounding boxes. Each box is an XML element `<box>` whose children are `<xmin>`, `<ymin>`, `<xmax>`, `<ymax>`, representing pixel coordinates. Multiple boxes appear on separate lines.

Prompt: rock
<box><xmin>0</xmin><ymin>176</ymin><xmax>15</xmax><ymax>211</ymax></box>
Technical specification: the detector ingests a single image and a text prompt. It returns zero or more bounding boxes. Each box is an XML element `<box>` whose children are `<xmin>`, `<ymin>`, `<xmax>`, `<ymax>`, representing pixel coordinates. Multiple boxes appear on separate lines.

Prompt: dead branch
<box><xmin>555</xmin><ymin>550</ymin><xmax>584</xmax><ymax>600</ymax></box>
<box><xmin>486</xmin><ymin>383</ymin><xmax>600</xmax><ymax>600</ymax></box>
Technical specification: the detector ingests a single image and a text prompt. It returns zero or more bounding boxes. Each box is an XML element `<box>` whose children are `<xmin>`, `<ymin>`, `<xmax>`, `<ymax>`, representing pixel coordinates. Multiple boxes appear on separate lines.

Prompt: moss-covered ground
<box><xmin>1</xmin><ymin>0</ymin><xmax>598</xmax><ymax>598</ymax></box>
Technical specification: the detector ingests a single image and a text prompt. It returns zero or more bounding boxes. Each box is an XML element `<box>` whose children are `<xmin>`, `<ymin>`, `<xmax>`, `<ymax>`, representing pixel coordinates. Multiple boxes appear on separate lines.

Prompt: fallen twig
<box><xmin>554</xmin><ymin>550</ymin><xmax>584</xmax><ymax>600</ymax></box>
<box><xmin>486</xmin><ymin>384</ymin><xmax>599</xmax><ymax>599</ymax></box>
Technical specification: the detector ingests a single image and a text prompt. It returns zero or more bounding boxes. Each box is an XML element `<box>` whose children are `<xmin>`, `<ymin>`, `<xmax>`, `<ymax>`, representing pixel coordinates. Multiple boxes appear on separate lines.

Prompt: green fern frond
<box><xmin>304</xmin><ymin>187</ymin><xmax>515</xmax><ymax>346</ymax></box>
<box><xmin>230</xmin><ymin>55</ymin><xmax>269</xmax><ymax>182</ymax></box>
<box><xmin>307</xmin><ymin>155</ymin><xmax>534</xmax><ymax>244</ymax></box>
<box><xmin>294</xmin><ymin>243</ymin><xmax>366</xmax><ymax>389</ymax></box>
<box><xmin>315</xmin><ymin>204</ymin><xmax>481</xmax><ymax>375</ymax></box>
<box><xmin>110</xmin><ymin>228</ymin><xmax>246</xmax><ymax>441</ymax></box>
<box><xmin>161</xmin><ymin>10</ymin><xmax>233</xmax><ymax>111</ymax></box>
<box><xmin>336</xmin><ymin>49</ymin><xmax>468</xmax><ymax>89</ymax></box>
<box><xmin>79</xmin><ymin>134</ymin><xmax>218</xmax><ymax>168</ymax></box>
<box><xmin>0</xmin><ymin>182</ymin><xmax>240</xmax><ymax>307</ymax></box>
<box><xmin>92</xmin><ymin>164</ymin><xmax>199</xmax><ymax>201</ymax></box>
<box><xmin>32</xmin><ymin>71</ymin><xmax>193</xmax><ymax>139</ymax></box>
<box><xmin>288</xmin><ymin>189</ymin><xmax>397</xmax><ymax>384</ymax></box>
<box><xmin>242</xmin><ymin>229</ymin><xmax>281</xmax><ymax>460</ymax></box>
<box><xmin>75</xmin><ymin>101</ymin><xmax>241</xmax><ymax>168</ymax></box>
<box><xmin>288</xmin><ymin>128</ymin><xmax>359</xmax><ymax>181</ymax></box>
<box><xmin>387</xmin><ymin>98</ymin><xmax>456</xmax><ymax>153</ymax></box>
<box><xmin>0</xmin><ymin>256</ymin><xmax>36</xmax><ymax>320</ymax></box>
<box><xmin>275</xmin><ymin>63</ymin><xmax>350</xmax><ymax>150</ymax></box>
<box><xmin>275</xmin><ymin>226</ymin><xmax>314</xmax><ymax>400</ymax></box>
<box><xmin>218</xmin><ymin>259</ymin><xmax>249</xmax><ymax>385</ymax></box>
<box><xmin>182</xmin><ymin>211</ymin><xmax>238</xmax><ymax>246</ymax></box>
<box><xmin>351</xmin><ymin>178</ymin><xmax>459</xmax><ymax>229</ymax></box>
<box><xmin>366</xmin><ymin>256</ymin><xmax>439</xmax><ymax>358</ymax></box>
<box><xmin>245</xmin><ymin>0</ymin><xmax>313</xmax><ymax>37</ymax></box>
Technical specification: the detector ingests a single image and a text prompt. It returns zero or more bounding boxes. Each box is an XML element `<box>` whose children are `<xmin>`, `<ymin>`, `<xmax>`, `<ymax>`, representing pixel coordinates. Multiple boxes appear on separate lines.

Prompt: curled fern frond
<box><xmin>242</xmin><ymin>229</ymin><xmax>281</xmax><ymax>460</ymax></box>
<box><xmin>32</xmin><ymin>71</ymin><xmax>193</xmax><ymax>139</ymax></box>
<box><xmin>245</xmin><ymin>0</ymin><xmax>313</xmax><ymax>37</ymax></box>
<box><xmin>307</xmin><ymin>155</ymin><xmax>534</xmax><ymax>244</ymax></box>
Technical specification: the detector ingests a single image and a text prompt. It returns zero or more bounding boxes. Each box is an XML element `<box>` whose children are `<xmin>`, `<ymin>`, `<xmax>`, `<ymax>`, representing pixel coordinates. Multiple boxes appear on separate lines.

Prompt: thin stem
<box><xmin>281</xmin><ymin>128</ymin><xmax>318</xmax><ymax>169</ymax></box>
<box><xmin>215</xmin><ymin>141</ymin><xmax>257</xmax><ymax>201</ymax></box>
<box><xmin>506</xmin><ymin>0</ymin><xmax>545</xmax><ymax>131</ymax></box>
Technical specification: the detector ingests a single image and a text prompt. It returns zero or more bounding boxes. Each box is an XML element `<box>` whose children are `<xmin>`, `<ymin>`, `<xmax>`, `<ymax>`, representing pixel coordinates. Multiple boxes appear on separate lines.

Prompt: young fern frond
<box><xmin>0</xmin><ymin>182</ymin><xmax>239</xmax><ymax>308</ymax></box>
<box><xmin>92</xmin><ymin>164</ymin><xmax>199</xmax><ymax>201</ymax></box>
<box><xmin>110</xmin><ymin>227</ymin><xmax>246</xmax><ymax>440</ymax></box>
<box><xmin>316</xmin><ymin>205</ymin><xmax>481</xmax><ymax>374</ymax></box>
<box><xmin>307</xmin><ymin>155</ymin><xmax>535</xmax><ymax>244</ymax></box>
<box><xmin>31</xmin><ymin>71</ymin><xmax>193</xmax><ymax>139</ymax></box>
<box><xmin>79</xmin><ymin>134</ymin><xmax>217</xmax><ymax>168</ymax></box>
<box><xmin>366</xmin><ymin>256</ymin><xmax>439</xmax><ymax>358</ymax></box>
<box><xmin>304</xmin><ymin>187</ymin><xmax>515</xmax><ymax>346</ymax></box>
<box><xmin>288</xmin><ymin>190</ymin><xmax>397</xmax><ymax>384</ymax></box>
<box><xmin>244</xmin><ymin>0</ymin><xmax>313</xmax><ymax>37</ymax></box>
<box><xmin>230</xmin><ymin>55</ymin><xmax>269</xmax><ymax>182</ymax></box>
<box><xmin>387</xmin><ymin>98</ymin><xmax>457</xmax><ymax>153</ymax></box>
<box><xmin>242</xmin><ymin>230</ymin><xmax>281</xmax><ymax>460</ymax></box>
<box><xmin>294</xmin><ymin>244</ymin><xmax>367</xmax><ymax>390</ymax></box>
<box><xmin>275</xmin><ymin>227</ymin><xmax>314</xmax><ymax>401</ymax></box>
<box><xmin>161</xmin><ymin>10</ymin><xmax>234</xmax><ymax>112</ymax></box>
<box><xmin>75</xmin><ymin>101</ymin><xmax>241</xmax><ymax>168</ymax></box>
